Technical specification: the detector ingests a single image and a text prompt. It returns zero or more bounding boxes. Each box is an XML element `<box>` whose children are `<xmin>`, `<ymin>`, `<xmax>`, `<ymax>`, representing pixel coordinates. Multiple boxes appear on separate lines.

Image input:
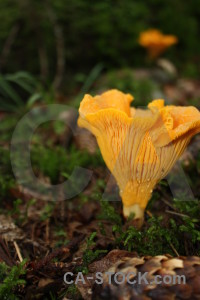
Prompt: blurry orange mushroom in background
<box><xmin>139</xmin><ymin>29</ymin><xmax>178</xmax><ymax>59</ymax></box>
<box><xmin>78</xmin><ymin>90</ymin><xmax>200</xmax><ymax>226</ymax></box>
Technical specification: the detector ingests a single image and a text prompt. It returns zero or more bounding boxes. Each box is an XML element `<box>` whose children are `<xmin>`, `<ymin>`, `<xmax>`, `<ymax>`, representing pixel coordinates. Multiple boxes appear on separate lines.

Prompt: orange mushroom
<box><xmin>78</xmin><ymin>90</ymin><xmax>200</xmax><ymax>225</ymax></box>
<box><xmin>139</xmin><ymin>29</ymin><xmax>178</xmax><ymax>59</ymax></box>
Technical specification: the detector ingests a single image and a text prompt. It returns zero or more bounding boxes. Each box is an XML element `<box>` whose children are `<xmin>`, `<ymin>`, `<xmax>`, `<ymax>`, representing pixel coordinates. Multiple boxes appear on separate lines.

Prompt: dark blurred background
<box><xmin>0</xmin><ymin>0</ymin><xmax>200</xmax><ymax>93</ymax></box>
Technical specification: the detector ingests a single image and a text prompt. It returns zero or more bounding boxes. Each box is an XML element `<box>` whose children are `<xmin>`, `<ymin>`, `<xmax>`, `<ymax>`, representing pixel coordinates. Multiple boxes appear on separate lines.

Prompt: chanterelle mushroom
<box><xmin>78</xmin><ymin>89</ymin><xmax>200</xmax><ymax>224</ymax></box>
<box><xmin>139</xmin><ymin>29</ymin><xmax>178</xmax><ymax>59</ymax></box>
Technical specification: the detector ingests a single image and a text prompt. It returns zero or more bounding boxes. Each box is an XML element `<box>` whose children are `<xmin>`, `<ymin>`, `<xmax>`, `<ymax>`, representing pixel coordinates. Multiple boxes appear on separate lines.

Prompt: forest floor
<box><xmin>0</xmin><ymin>68</ymin><xmax>200</xmax><ymax>299</ymax></box>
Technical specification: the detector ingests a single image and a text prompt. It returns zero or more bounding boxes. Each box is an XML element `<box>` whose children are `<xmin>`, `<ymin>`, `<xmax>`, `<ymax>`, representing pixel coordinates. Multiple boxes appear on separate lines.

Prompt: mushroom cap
<box><xmin>139</xmin><ymin>29</ymin><xmax>178</xmax><ymax>58</ymax></box>
<box><xmin>78</xmin><ymin>89</ymin><xmax>200</xmax><ymax>220</ymax></box>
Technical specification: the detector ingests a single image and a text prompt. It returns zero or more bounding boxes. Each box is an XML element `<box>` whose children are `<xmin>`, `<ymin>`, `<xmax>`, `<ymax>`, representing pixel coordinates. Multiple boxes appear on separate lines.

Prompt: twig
<box><xmin>160</xmin><ymin>197</ymin><xmax>175</xmax><ymax>210</ymax></box>
<box><xmin>146</xmin><ymin>210</ymin><xmax>153</xmax><ymax>217</ymax></box>
<box><xmin>165</xmin><ymin>210</ymin><xmax>189</xmax><ymax>218</ymax></box>
<box><xmin>45</xmin><ymin>219</ymin><xmax>50</xmax><ymax>244</ymax></box>
<box><xmin>169</xmin><ymin>242</ymin><xmax>179</xmax><ymax>256</ymax></box>
<box><xmin>13</xmin><ymin>241</ymin><xmax>23</xmax><ymax>262</ymax></box>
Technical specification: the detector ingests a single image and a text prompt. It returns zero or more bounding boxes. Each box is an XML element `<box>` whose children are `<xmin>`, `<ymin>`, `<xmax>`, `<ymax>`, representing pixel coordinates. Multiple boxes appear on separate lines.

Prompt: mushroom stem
<box><xmin>123</xmin><ymin>204</ymin><xmax>144</xmax><ymax>228</ymax></box>
<box><xmin>119</xmin><ymin>180</ymin><xmax>156</xmax><ymax>224</ymax></box>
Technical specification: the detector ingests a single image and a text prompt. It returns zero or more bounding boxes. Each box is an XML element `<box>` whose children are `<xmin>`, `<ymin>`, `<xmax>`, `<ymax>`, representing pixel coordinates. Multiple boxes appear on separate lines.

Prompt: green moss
<box><xmin>66</xmin><ymin>284</ymin><xmax>81</xmax><ymax>299</ymax></box>
<box><xmin>98</xmin><ymin>197</ymin><xmax>200</xmax><ymax>256</ymax></box>
<box><xmin>173</xmin><ymin>198</ymin><xmax>200</xmax><ymax>219</ymax></box>
<box><xmin>76</xmin><ymin>232</ymin><xmax>107</xmax><ymax>274</ymax></box>
<box><xmin>40</xmin><ymin>202</ymin><xmax>55</xmax><ymax>221</ymax></box>
<box><xmin>54</xmin><ymin>226</ymin><xmax>69</xmax><ymax>247</ymax></box>
<box><xmin>113</xmin><ymin>216</ymin><xmax>179</xmax><ymax>256</ymax></box>
<box><xmin>31</xmin><ymin>144</ymin><xmax>104</xmax><ymax>184</ymax></box>
<box><xmin>0</xmin><ymin>148</ymin><xmax>15</xmax><ymax>201</ymax></box>
<box><xmin>0</xmin><ymin>260</ymin><xmax>27</xmax><ymax>300</ymax></box>
<box><xmin>172</xmin><ymin>198</ymin><xmax>200</xmax><ymax>250</ymax></box>
<box><xmin>98</xmin><ymin>199</ymin><xmax>122</xmax><ymax>226</ymax></box>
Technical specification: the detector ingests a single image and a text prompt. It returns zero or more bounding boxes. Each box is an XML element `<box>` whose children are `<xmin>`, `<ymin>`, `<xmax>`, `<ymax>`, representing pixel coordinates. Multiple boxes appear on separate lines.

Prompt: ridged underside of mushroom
<box><xmin>92</xmin><ymin>255</ymin><xmax>200</xmax><ymax>300</ymax></box>
<box><xmin>78</xmin><ymin>91</ymin><xmax>200</xmax><ymax>219</ymax></box>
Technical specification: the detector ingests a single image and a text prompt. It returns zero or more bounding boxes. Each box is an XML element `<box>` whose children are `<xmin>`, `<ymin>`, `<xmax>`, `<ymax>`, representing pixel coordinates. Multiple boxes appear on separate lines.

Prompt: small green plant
<box><xmin>40</xmin><ymin>202</ymin><xmax>55</xmax><ymax>221</ymax></box>
<box><xmin>98</xmin><ymin>200</ymin><xmax>122</xmax><ymax>226</ymax></box>
<box><xmin>9</xmin><ymin>198</ymin><xmax>23</xmax><ymax>216</ymax></box>
<box><xmin>54</xmin><ymin>227</ymin><xmax>69</xmax><ymax>247</ymax></box>
<box><xmin>172</xmin><ymin>198</ymin><xmax>200</xmax><ymax>247</ymax></box>
<box><xmin>0</xmin><ymin>260</ymin><xmax>27</xmax><ymax>300</ymax></box>
<box><xmin>65</xmin><ymin>283</ymin><xmax>81</xmax><ymax>299</ymax></box>
<box><xmin>173</xmin><ymin>198</ymin><xmax>200</xmax><ymax>219</ymax></box>
<box><xmin>31</xmin><ymin>145</ymin><xmax>69</xmax><ymax>184</ymax></box>
<box><xmin>116</xmin><ymin>226</ymin><xmax>142</xmax><ymax>252</ymax></box>
<box><xmin>9</xmin><ymin>198</ymin><xmax>36</xmax><ymax>224</ymax></box>
<box><xmin>83</xmin><ymin>232</ymin><xmax>107</xmax><ymax>266</ymax></box>
<box><xmin>113</xmin><ymin>216</ymin><xmax>180</xmax><ymax>256</ymax></box>
<box><xmin>0</xmin><ymin>114</ymin><xmax>21</xmax><ymax>142</ymax></box>
<box><xmin>90</xmin><ymin>179</ymin><xmax>106</xmax><ymax>201</ymax></box>
<box><xmin>77</xmin><ymin>232</ymin><xmax>107</xmax><ymax>274</ymax></box>
<box><xmin>142</xmin><ymin>217</ymin><xmax>179</xmax><ymax>256</ymax></box>
<box><xmin>179</xmin><ymin>217</ymin><xmax>200</xmax><ymax>243</ymax></box>
<box><xmin>0</xmin><ymin>71</ymin><xmax>41</xmax><ymax>112</ymax></box>
<box><xmin>23</xmin><ymin>198</ymin><xmax>37</xmax><ymax>222</ymax></box>
<box><xmin>73</xmin><ymin>63</ymin><xmax>104</xmax><ymax>107</ymax></box>
<box><xmin>0</xmin><ymin>175</ymin><xmax>14</xmax><ymax>200</ymax></box>
<box><xmin>53</xmin><ymin>120</ymin><xmax>66</xmax><ymax>136</ymax></box>
<box><xmin>82</xmin><ymin>191</ymin><xmax>199</xmax><ymax>257</ymax></box>
<box><xmin>0</xmin><ymin>148</ymin><xmax>15</xmax><ymax>201</ymax></box>
<box><xmin>31</xmin><ymin>144</ymin><xmax>104</xmax><ymax>184</ymax></box>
